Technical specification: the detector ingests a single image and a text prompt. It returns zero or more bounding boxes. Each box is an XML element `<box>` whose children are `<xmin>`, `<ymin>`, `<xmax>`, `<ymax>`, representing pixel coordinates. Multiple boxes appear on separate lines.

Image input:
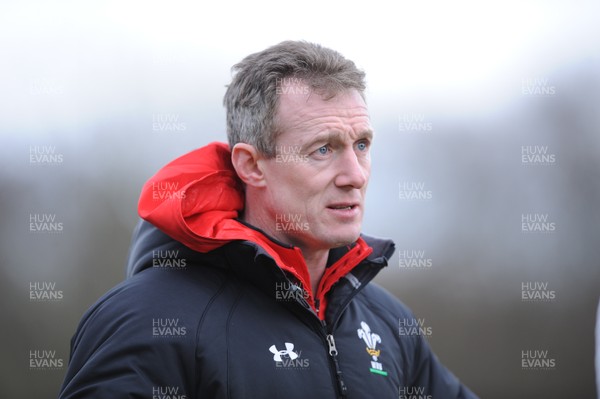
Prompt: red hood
<box><xmin>138</xmin><ymin>142</ymin><xmax>372</xmax><ymax>318</ymax></box>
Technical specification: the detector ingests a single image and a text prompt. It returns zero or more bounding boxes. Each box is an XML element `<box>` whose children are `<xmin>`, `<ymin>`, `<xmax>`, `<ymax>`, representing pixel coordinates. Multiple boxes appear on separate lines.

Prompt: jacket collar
<box><xmin>133</xmin><ymin>142</ymin><xmax>396</xmax><ymax>316</ymax></box>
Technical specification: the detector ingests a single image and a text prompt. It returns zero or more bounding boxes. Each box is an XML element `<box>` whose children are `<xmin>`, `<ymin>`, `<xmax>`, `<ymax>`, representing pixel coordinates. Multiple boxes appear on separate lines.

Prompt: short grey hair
<box><xmin>223</xmin><ymin>40</ymin><xmax>366</xmax><ymax>157</ymax></box>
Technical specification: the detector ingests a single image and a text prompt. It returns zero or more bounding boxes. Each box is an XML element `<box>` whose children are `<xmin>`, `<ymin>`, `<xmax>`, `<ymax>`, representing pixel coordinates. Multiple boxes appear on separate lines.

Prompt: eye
<box><xmin>357</xmin><ymin>141</ymin><xmax>369</xmax><ymax>151</ymax></box>
<box><xmin>317</xmin><ymin>146</ymin><xmax>329</xmax><ymax>155</ymax></box>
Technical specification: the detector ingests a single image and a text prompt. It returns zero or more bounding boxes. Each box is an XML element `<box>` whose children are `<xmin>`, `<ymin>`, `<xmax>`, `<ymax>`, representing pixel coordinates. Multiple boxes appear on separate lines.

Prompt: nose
<box><xmin>334</xmin><ymin>148</ymin><xmax>369</xmax><ymax>189</ymax></box>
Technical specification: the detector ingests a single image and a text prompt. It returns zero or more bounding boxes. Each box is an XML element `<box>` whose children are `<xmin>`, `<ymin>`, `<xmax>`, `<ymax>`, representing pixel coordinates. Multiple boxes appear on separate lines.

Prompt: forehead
<box><xmin>274</xmin><ymin>82</ymin><xmax>371</xmax><ymax>138</ymax></box>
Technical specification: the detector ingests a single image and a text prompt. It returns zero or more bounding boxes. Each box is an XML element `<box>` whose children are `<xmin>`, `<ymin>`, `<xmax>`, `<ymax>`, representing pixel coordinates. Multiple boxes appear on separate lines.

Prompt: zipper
<box><xmin>290</xmin><ymin>261</ymin><xmax>384</xmax><ymax>398</ymax></box>
<box><xmin>288</xmin><ymin>301</ymin><xmax>346</xmax><ymax>398</ymax></box>
<box><xmin>326</xmin><ymin>332</ymin><xmax>348</xmax><ymax>397</ymax></box>
<box><xmin>319</xmin><ymin>264</ymin><xmax>382</xmax><ymax>397</ymax></box>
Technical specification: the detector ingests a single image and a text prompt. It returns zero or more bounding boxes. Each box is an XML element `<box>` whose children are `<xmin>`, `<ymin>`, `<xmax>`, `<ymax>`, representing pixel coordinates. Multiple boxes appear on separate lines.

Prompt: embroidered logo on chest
<box><xmin>357</xmin><ymin>321</ymin><xmax>388</xmax><ymax>376</ymax></box>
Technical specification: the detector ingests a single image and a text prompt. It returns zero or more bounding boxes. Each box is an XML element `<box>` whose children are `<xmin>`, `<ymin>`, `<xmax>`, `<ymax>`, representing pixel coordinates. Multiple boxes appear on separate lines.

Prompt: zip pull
<box><xmin>326</xmin><ymin>334</ymin><xmax>338</xmax><ymax>356</ymax></box>
<box><xmin>326</xmin><ymin>334</ymin><xmax>347</xmax><ymax>397</ymax></box>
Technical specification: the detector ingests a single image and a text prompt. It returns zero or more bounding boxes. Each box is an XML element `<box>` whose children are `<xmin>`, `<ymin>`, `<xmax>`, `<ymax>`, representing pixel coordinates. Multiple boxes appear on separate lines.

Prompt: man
<box><xmin>59</xmin><ymin>41</ymin><xmax>478</xmax><ymax>398</ymax></box>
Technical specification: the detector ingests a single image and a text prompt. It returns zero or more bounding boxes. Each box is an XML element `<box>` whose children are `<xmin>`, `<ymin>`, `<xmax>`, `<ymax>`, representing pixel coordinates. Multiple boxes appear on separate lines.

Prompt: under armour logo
<box><xmin>269</xmin><ymin>342</ymin><xmax>299</xmax><ymax>362</ymax></box>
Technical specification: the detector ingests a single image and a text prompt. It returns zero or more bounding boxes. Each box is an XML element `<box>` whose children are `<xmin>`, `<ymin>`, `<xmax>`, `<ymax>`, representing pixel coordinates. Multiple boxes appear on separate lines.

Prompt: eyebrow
<box><xmin>302</xmin><ymin>129</ymin><xmax>374</xmax><ymax>151</ymax></box>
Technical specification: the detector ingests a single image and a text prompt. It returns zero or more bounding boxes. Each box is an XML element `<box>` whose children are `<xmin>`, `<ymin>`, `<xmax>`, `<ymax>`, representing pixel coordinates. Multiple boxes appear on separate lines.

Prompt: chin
<box><xmin>327</xmin><ymin>232</ymin><xmax>361</xmax><ymax>248</ymax></box>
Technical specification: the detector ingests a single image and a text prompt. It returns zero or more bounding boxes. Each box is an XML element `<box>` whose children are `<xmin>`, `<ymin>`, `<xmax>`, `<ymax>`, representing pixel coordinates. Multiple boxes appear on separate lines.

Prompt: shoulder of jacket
<box><xmin>76</xmin><ymin>265</ymin><xmax>232</xmax><ymax>339</ymax></box>
<box><xmin>353</xmin><ymin>282</ymin><xmax>417</xmax><ymax>323</ymax></box>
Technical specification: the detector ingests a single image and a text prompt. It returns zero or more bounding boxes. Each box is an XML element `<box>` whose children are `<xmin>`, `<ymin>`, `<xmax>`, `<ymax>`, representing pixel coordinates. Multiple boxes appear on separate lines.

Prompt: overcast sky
<box><xmin>1</xmin><ymin>0</ymin><xmax>599</xmax><ymax>142</ymax></box>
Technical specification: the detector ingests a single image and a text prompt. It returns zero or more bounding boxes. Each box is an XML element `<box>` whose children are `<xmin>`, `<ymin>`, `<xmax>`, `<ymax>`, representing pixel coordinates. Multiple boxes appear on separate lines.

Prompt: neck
<box><xmin>298</xmin><ymin>247</ymin><xmax>329</xmax><ymax>296</ymax></box>
<box><xmin>243</xmin><ymin>200</ymin><xmax>329</xmax><ymax>296</ymax></box>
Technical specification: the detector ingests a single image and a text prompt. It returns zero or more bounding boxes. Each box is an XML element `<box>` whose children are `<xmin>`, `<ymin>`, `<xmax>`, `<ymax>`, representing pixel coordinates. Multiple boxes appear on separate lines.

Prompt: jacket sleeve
<box><xmin>407</xmin><ymin>333</ymin><xmax>479</xmax><ymax>399</ymax></box>
<box><xmin>58</xmin><ymin>284</ymin><xmax>196</xmax><ymax>399</ymax></box>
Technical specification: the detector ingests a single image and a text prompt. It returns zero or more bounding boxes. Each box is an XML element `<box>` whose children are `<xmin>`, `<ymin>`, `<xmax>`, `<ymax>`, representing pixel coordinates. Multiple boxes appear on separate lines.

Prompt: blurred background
<box><xmin>1</xmin><ymin>0</ymin><xmax>599</xmax><ymax>397</ymax></box>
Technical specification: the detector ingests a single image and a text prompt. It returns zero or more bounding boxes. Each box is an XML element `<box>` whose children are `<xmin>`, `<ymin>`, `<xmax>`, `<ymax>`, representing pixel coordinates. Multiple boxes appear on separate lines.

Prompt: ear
<box><xmin>231</xmin><ymin>143</ymin><xmax>267</xmax><ymax>187</ymax></box>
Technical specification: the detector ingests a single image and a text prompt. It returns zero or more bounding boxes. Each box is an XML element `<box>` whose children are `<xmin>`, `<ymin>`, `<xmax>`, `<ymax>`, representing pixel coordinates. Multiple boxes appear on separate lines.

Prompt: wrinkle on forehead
<box><xmin>274</xmin><ymin>83</ymin><xmax>371</xmax><ymax>137</ymax></box>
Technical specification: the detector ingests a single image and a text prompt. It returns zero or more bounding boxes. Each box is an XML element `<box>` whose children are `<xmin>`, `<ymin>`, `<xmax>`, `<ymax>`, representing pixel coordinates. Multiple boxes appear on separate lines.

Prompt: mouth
<box><xmin>326</xmin><ymin>202</ymin><xmax>362</xmax><ymax>222</ymax></box>
<box><xmin>327</xmin><ymin>203</ymin><xmax>359</xmax><ymax>211</ymax></box>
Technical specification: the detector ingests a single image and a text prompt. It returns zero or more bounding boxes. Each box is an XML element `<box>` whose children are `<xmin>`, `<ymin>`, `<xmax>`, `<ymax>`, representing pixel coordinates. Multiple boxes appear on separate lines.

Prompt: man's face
<box><xmin>258</xmin><ymin>83</ymin><xmax>372</xmax><ymax>252</ymax></box>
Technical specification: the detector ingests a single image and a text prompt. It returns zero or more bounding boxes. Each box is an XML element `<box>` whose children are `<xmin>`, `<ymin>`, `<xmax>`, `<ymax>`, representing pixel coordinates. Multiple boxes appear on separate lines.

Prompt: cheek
<box><xmin>362</xmin><ymin>155</ymin><xmax>371</xmax><ymax>170</ymax></box>
<box><xmin>265</xmin><ymin>163</ymin><xmax>336</xmax><ymax>206</ymax></box>
<box><xmin>362</xmin><ymin>161</ymin><xmax>372</xmax><ymax>184</ymax></box>
<box><xmin>269</xmin><ymin>162</ymin><xmax>313</xmax><ymax>187</ymax></box>
<box><xmin>265</xmin><ymin>165</ymin><xmax>309</xmax><ymax>203</ymax></box>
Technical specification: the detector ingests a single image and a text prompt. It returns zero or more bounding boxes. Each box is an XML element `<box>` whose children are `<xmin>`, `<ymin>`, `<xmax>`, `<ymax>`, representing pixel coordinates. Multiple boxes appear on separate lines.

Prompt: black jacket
<box><xmin>59</xmin><ymin>220</ymin><xmax>478</xmax><ymax>399</ymax></box>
